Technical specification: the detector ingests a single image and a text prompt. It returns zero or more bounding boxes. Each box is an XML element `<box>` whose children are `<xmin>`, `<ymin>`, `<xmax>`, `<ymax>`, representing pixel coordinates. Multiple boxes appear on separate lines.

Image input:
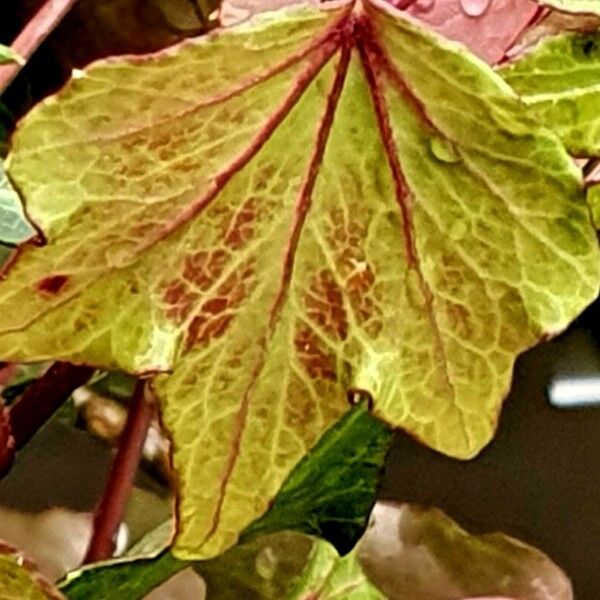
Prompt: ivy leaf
<box><xmin>539</xmin><ymin>0</ymin><xmax>600</xmax><ymax>14</ymax></box>
<box><xmin>359</xmin><ymin>503</ymin><xmax>573</xmax><ymax>600</ymax></box>
<box><xmin>0</xmin><ymin>0</ymin><xmax>598</xmax><ymax>558</ymax></box>
<box><xmin>0</xmin><ymin>541</ymin><xmax>64</xmax><ymax>600</ymax></box>
<box><xmin>0</xmin><ymin>166</ymin><xmax>36</xmax><ymax>246</ymax></box>
<box><xmin>499</xmin><ymin>31</ymin><xmax>600</xmax><ymax>156</ymax></box>
<box><xmin>405</xmin><ymin>0</ymin><xmax>540</xmax><ymax>64</ymax></box>
<box><xmin>60</xmin><ymin>401</ymin><xmax>391</xmax><ymax>599</ymax></box>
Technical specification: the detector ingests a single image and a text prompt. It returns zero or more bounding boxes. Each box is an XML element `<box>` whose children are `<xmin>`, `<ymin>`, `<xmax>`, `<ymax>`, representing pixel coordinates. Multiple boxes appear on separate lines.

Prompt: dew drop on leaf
<box><xmin>459</xmin><ymin>0</ymin><xmax>491</xmax><ymax>17</ymax></box>
<box><xmin>429</xmin><ymin>137</ymin><xmax>461</xmax><ymax>163</ymax></box>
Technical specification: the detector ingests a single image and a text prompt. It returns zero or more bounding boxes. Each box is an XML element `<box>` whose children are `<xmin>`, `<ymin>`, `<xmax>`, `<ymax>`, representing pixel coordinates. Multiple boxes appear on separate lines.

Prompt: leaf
<box><xmin>539</xmin><ymin>0</ymin><xmax>600</xmax><ymax>14</ymax></box>
<box><xmin>499</xmin><ymin>31</ymin><xmax>600</xmax><ymax>155</ymax></box>
<box><xmin>60</xmin><ymin>400</ymin><xmax>391</xmax><ymax>599</ymax></box>
<box><xmin>0</xmin><ymin>0</ymin><xmax>598</xmax><ymax>558</ymax></box>
<box><xmin>0</xmin><ymin>166</ymin><xmax>36</xmax><ymax>246</ymax></box>
<box><xmin>0</xmin><ymin>45</ymin><xmax>24</xmax><ymax>66</ymax></box>
<box><xmin>358</xmin><ymin>502</ymin><xmax>573</xmax><ymax>600</ymax></box>
<box><xmin>0</xmin><ymin>541</ymin><xmax>64</xmax><ymax>600</ymax></box>
<box><xmin>587</xmin><ymin>182</ymin><xmax>600</xmax><ymax>226</ymax></box>
<box><xmin>286</xmin><ymin>538</ymin><xmax>384</xmax><ymax>600</ymax></box>
<box><xmin>405</xmin><ymin>0</ymin><xmax>540</xmax><ymax>64</ymax></box>
<box><xmin>200</xmin><ymin>531</ymin><xmax>317</xmax><ymax>599</ymax></box>
<box><xmin>241</xmin><ymin>400</ymin><xmax>392</xmax><ymax>552</ymax></box>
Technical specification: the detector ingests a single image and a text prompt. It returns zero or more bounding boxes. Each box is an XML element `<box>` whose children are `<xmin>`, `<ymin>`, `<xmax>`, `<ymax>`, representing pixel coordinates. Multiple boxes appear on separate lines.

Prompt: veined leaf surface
<box><xmin>0</xmin><ymin>0</ymin><xmax>598</xmax><ymax>558</ymax></box>
<box><xmin>499</xmin><ymin>31</ymin><xmax>600</xmax><ymax>156</ymax></box>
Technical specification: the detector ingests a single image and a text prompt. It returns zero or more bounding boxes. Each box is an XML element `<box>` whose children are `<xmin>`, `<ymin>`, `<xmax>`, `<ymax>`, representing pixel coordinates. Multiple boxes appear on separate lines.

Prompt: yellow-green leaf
<box><xmin>0</xmin><ymin>542</ymin><xmax>64</xmax><ymax>600</ymax></box>
<box><xmin>588</xmin><ymin>182</ymin><xmax>600</xmax><ymax>226</ymax></box>
<box><xmin>499</xmin><ymin>31</ymin><xmax>600</xmax><ymax>156</ymax></box>
<box><xmin>0</xmin><ymin>0</ymin><xmax>598</xmax><ymax>559</ymax></box>
<box><xmin>540</xmin><ymin>0</ymin><xmax>600</xmax><ymax>14</ymax></box>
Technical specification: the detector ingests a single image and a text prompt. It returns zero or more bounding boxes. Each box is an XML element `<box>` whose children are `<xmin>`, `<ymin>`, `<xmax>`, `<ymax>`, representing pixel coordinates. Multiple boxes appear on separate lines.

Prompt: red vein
<box><xmin>200</xmin><ymin>43</ymin><xmax>352</xmax><ymax>545</ymax></box>
<box><xmin>356</xmin><ymin>23</ymin><xmax>456</xmax><ymax>397</ymax></box>
<box><xmin>134</xmin><ymin>34</ymin><xmax>344</xmax><ymax>258</ymax></box>
<box><xmin>52</xmin><ymin>9</ymin><xmax>352</xmax><ymax>149</ymax></box>
<box><xmin>0</xmin><ymin>26</ymin><xmax>346</xmax><ymax>341</ymax></box>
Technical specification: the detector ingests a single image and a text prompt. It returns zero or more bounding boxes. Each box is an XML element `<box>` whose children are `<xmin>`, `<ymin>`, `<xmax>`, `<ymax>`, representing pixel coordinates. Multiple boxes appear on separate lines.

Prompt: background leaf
<box><xmin>358</xmin><ymin>502</ymin><xmax>573</xmax><ymax>600</ymax></box>
<box><xmin>0</xmin><ymin>166</ymin><xmax>36</xmax><ymax>246</ymax></box>
<box><xmin>499</xmin><ymin>31</ymin><xmax>600</xmax><ymax>156</ymax></box>
<box><xmin>405</xmin><ymin>0</ymin><xmax>539</xmax><ymax>64</ymax></box>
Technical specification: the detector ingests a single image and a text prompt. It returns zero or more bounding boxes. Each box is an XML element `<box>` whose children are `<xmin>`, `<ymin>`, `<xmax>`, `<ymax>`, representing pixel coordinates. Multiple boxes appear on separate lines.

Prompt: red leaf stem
<box><xmin>0</xmin><ymin>0</ymin><xmax>80</xmax><ymax>94</ymax></box>
<box><xmin>0</xmin><ymin>361</ymin><xmax>93</xmax><ymax>477</ymax></box>
<box><xmin>84</xmin><ymin>379</ymin><xmax>155</xmax><ymax>563</ymax></box>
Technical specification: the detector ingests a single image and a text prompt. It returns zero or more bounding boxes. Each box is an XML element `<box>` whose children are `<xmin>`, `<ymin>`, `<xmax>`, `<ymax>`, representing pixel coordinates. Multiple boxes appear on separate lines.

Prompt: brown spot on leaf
<box><xmin>224</xmin><ymin>197</ymin><xmax>257</xmax><ymax>250</ymax></box>
<box><xmin>306</xmin><ymin>269</ymin><xmax>348</xmax><ymax>341</ymax></box>
<box><xmin>184</xmin><ymin>259</ymin><xmax>256</xmax><ymax>349</ymax></box>
<box><xmin>294</xmin><ymin>326</ymin><xmax>337</xmax><ymax>381</ymax></box>
<box><xmin>36</xmin><ymin>275</ymin><xmax>69</xmax><ymax>296</ymax></box>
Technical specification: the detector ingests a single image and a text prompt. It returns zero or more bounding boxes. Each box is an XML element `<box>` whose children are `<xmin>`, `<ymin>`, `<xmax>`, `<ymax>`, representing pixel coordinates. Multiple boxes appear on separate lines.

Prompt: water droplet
<box><xmin>449</xmin><ymin>220</ymin><xmax>468</xmax><ymax>241</ymax></box>
<box><xmin>459</xmin><ymin>0</ymin><xmax>491</xmax><ymax>17</ymax></box>
<box><xmin>414</xmin><ymin>0</ymin><xmax>435</xmax><ymax>12</ymax></box>
<box><xmin>429</xmin><ymin>138</ymin><xmax>461</xmax><ymax>164</ymax></box>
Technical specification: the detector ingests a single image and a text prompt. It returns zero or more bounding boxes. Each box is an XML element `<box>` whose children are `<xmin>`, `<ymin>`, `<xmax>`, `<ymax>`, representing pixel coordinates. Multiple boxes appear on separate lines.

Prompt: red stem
<box><xmin>84</xmin><ymin>379</ymin><xmax>154</xmax><ymax>563</ymax></box>
<box><xmin>0</xmin><ymin>361</ymin><xmax>94</xmax><ymax>477</ymax></box>
<box><xmin>0</xmin><ymin>0</ymin><xmax>80</xmax><ymax>94</ymax></box>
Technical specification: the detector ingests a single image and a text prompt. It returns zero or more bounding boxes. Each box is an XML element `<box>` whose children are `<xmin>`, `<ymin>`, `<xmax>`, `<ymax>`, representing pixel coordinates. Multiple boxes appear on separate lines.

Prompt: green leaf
<box><xmin>0</xmin><ymin>541</ymin><xmax>63</xmax><ymax>600</ymax></box>
<box><xmin>199</xmin><ymin>531</ymin><xmax>317</xmax><ymax>600</ymax></box>
<box><xmin>242</xmin><ymin>400</ymin><xmax>392</xmax><ymax>552</ymax></box>
<box><xmin>0</xmin><ymin>45</ymin><xmax>24</xmax><ymax>66</ymax></box>
<box><xmin>358</xmin><ymin>503</ymin><xmax>573</xmax><ymax>599</ymax></box>
<box><xmin>59</xmin><ymin>551</ymin><xmax>185</xmax><ymax>600</ymax></box>
<box><xmin>0</xmin><ymin>0</ymin><xmax>598</xmax><ymax>558</ymax></box>
<box><xmin>588</xmin><ymin>182</ymin><xmax>600</xmax><ymax>227</ymax></box>
<box><xmin>287</xmin><ymin>539</ymin><xmax>384</xmax><ymax>600</ymax></box>
<box><xmin>60</xmin><ymin>401</ymin><xmax>391</xmax><ymax>599</ymax></box>
<box><xmin>539</xmin><ymin>0</ymin><xmax>600</xmax><ymax>14</ymax></box>
<box><xmin>499</xmin><ymin>31</ymin><xmax>600</xmax><ymax>156</ymax></box>
<box><xmin>0</xmin><ymin>166</ymin><xmax>36</xmax><ymax>246</ymax></box>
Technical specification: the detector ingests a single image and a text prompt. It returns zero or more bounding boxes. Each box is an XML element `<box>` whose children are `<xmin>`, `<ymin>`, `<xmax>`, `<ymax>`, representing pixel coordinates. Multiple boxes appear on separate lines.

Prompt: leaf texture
<box><xmin>500</xmin><ymin>31</ymin><xmax>600</xmax><ymax>155</ymax></box>
<box><xmin>0</xmin><ymin>0</ymin><xmax>598</xmax><ymax>558</ymax></box>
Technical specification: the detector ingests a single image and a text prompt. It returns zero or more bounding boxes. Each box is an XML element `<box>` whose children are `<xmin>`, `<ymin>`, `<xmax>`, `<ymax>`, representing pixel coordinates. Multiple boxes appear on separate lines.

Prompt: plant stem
<box><xmin>0</xmin><ymin>0</ymin><xmax>80</xmax><ymax>95</ymax></box>
<box><xmin>10</xmin><ymin>361</ymin><xmax>93</xmax><ymax>448</ymax></box>
<box><xmin>84</xmin><ymin>379</ymin><xmax>155</xmax><ymax>563</ymax></box>
<box><xmin>0</xmin><ymin>361</ymin><xmax>93</xmax><ymax>476</ymax></box>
